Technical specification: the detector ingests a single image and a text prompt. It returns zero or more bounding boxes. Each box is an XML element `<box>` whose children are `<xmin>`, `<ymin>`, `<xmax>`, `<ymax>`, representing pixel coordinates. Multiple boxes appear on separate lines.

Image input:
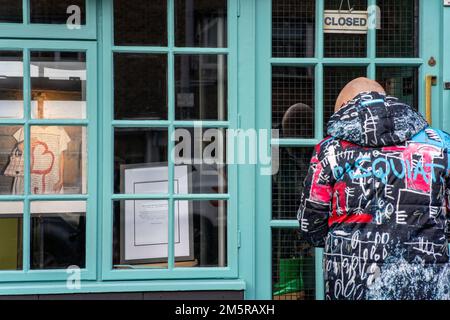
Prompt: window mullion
<box><xmin>167</xmin><ymin>0</ymin><xmax>175</xmax><ymax>271</ymax></box>
<box><xmin>22</xmin><ymin>47</ymin><xmax>31</xmax><ymax>272</ymax></box>
<box><xmin>22</xmin><ymin>0</ymin><xmax>29</xmax><ymax>25</ymax></box>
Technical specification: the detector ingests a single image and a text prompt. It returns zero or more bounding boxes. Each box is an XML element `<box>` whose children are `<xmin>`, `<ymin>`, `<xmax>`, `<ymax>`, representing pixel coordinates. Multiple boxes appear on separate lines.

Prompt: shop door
<box><xmin>254</xmin><ymin>0</ymin><xmax>443</xmax><ymax>300</ymax></box>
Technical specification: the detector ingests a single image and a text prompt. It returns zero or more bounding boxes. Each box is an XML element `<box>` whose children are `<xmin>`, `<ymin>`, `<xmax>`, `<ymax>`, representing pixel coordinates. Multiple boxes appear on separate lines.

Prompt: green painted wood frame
<box><xmin>0</xmin><ymin>39</ymin><xmax>98</xmax><ymax>282</ymax></box>
<box><xmin>0</xmin><ymin>0</ymin><xmax>97</xmax><ymax>39</ymax></box>
<box><xmin>100</xmin><ymin>0</ymin><xmax>240</xmax><ymax>281</ymax></box>
<box><xmin>254</xmin><ymin>0</ymin><xmax>444</xmax><ymax>300</ymax></box>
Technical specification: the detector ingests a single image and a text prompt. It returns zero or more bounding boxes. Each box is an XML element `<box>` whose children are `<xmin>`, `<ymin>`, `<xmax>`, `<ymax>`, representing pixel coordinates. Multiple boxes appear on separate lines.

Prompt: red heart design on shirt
<box><xmin>31</xmin><ymin>141</ymin><xmax>55</xmax><ymax>175</ymax></box>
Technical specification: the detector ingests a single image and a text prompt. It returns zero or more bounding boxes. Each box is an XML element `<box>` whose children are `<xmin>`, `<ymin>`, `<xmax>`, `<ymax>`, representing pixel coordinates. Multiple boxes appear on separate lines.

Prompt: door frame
<box><xmin>252</xmin><ymin>0</ymin><xmax>443</xmax><ymax>300</ymax></box>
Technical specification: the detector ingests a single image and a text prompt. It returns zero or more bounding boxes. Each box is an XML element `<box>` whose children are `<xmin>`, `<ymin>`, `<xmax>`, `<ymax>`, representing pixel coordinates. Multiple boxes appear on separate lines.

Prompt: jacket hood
<box><xmin>326</xmin><ymin>92</ymin><xmax>428</xmax><ymax>147</ymax></box>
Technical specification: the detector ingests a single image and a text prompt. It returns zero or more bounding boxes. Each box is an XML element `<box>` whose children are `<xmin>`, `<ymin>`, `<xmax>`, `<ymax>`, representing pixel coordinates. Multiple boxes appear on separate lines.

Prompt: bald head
<box><xmin>335</xmin><ymin>77</ymin><xmax>386</xmax><ymax>112</ymax></box>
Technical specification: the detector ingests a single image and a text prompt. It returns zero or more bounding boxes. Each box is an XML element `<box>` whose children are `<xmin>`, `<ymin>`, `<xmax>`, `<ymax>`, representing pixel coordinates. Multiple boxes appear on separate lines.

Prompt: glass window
<box><xmin>272</xmin><ymin>229</ymin><xmax>316</xmax><ymax>300</ymax></box>
<box><xmin>173</xmin><ymin>127</ymin><xmax>227</xmax><ymax>194</ymax></box>
<box><xmin>175</xmin><ymin>0</ymin><xmax>227</xmax><ymax>48</ymax></box>
<box><xmin>376</xmin><ymin>0</ymin><xmax>419</xmax><ymax>58</ymax></box>
<box><xmin>174</xmin><ymin>200</ymin><xmax>227</xmax><ymax>267</ymax></box>
<box><xmin>0</xmin><ymin>202</ymin><xmax>23</xmax><ymax>271</ymax></box>
<box><xmin>114</xmin><ymin>0</ymin><xmax>167</xmax><ymax>46</ymax></box>
<box><xmin>0</xmin><ymin>126</ymin><xmax>24</xmax><ymax>195</ymax></box>
<box><xmin>323</xmin><ymin>66</ymin><xmax>367</xmax><ymax>133</ymax></box>
<box><xmin>30</xmin><ymin>51</ymin><xmax>86</xmax><ymax>119</ymax></box>
<box><xmin>30</xmin><ymin>0</ymin><xmax>86</xmax><ymax>25</ymax></box>
<box><xmin>175</xmin><ymin>54</ymin><xmax>227</xmax><ymax>120</ymax></box>
<box><xmin>324</xmin><ymin>0</ymin><xmax>368</xmax><ymax>58</ymax></box>
<box><xmin>0</xmin><ymin>0</ymin><xmax>22</xmax><ymax>23</ymax></box>
<box><xmin>272</xmin><ymin>66</ymin><xmax>315</xmax><ymax>138</ymax></box>
<box><xmin>272</xmin><ymin>0</ymin><xmax>315</xmax><ymax>58</ymax></box>
<box><xmin>376</xmin><ymin>66</ymin><xmax>419</xmax><ymax>110</ymax></box>
<box><xmin>272</xmin><ymin>147</ymin><xmax>314</xmax><ymax>220</ymax></box>
<box><xmin>108</xmin><ymin>0</ymin><xmax>230</xmax><ymax>276</ymax></box>
<box><xmin>114</xmin><ymin>53</ymin><xmax>168</xmax><ymax>120</ymax></box>
<box><xmin>114</xmin><ymin>128</ymin><xmax>168</xmax><ymax>194</ymax></box>
<box><xmin>30</xmin><ymin>201</ymin><xmax>86</xmax><ymax>269</ymax></box>
<box><xmin>0</xmin><ymin>51</ymin><xmax>23</xmax><ymax>119</ymax></box>
<box><xmin>113</xmin><ymin>200</ymin><xmax>169</xmax><ymax>268</ymax></box>
<box><xmin>29</xmin><ymin>126</ymin><xmax>87</xmax><ymax>195</ymax></box>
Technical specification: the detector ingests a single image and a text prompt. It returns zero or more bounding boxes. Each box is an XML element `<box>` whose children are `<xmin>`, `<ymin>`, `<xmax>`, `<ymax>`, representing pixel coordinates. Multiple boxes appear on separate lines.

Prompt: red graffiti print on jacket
<box><xmin>31</xmin><ymin>141</ymin><xmax>55</xmax><ymax>194</ymax></box>
<box><xmin>329</xmin><ymin>181</ymin><xmax>373</xmax><ymax>226</ymax></box>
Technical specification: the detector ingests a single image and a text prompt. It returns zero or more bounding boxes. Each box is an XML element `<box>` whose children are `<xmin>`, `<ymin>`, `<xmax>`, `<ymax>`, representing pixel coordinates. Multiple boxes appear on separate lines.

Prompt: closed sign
<box><xmin>323</xmin><ymin>10</ymin><xmax>369</xmax><ymax>34</ymax></box>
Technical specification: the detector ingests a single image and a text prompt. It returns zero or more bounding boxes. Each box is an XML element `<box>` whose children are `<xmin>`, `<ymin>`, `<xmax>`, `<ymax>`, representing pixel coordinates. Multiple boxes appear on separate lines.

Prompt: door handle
<box><xmin>425</xmin><ymin>75</ymin><xmax>437</xmax><ymax>124</ymax></box>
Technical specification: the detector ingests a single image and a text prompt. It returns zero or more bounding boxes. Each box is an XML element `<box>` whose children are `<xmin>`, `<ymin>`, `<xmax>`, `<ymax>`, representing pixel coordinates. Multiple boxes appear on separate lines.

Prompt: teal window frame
<box><xmin>0</xmin><ymin>0</ymin><xmax>97</xmax><ymax>39</ymax></box>
<box><xmin>0</xmin><ymin>39</ymin><xmax>98</xmax><ymax>282</ymax></box>
<box><xmin>254</xmin><ymin>0</ymin><xmax>443</xmax><ymax>300</ymax></box>
<box><xmin>100</xmin><ymin>0</ymin><xmax>240</xmax><ymax>281</ymax></box>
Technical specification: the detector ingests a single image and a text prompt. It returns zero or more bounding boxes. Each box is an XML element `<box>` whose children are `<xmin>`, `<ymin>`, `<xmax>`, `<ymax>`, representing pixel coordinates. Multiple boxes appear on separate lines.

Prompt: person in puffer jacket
<box><xmin>298</xmin><ymin>77</ymin><xmax>450</xmax><ymax>300</ymax></box>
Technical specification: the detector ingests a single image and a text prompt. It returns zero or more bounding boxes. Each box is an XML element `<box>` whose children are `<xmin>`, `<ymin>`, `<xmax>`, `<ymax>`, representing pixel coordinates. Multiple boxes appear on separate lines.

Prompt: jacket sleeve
<box><xmin>297</xmin><ymin>142</ymin><xmax>334</xmax><ymax>248</ymax></box>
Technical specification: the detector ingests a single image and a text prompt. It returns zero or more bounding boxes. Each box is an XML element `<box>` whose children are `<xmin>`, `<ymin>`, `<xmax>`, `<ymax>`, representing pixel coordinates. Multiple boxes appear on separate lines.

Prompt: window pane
<box><xmin>272</xmin><ymin>147</ymin><xmax>314</xmax><ymax>220</ymax></box>
<box><xmin>114</xmin><ymin>0</ymin><xmax>167</xmax><ymax>46</ymax></box>
<box><xmin>175</xmin><ymin>0</ymin><xmax>227</xmax><ymax>48</ymax></box>
<box><xmin>0</xmin><ymin>202</ymin><xmax>23</xmax><ymax>271</ymax></box>
<box><xmin>0</xmin><ymin>126</ymin><xmax>24</xmax><ymax>195</ymax></box>
<box><xmin>31</xmin><ymin>201</ymin><xmax>86</xmax><ymax>269</ymax></box>
<box><xmin>114</xmin><ymin>128</ymin><xmax>168</xmax><ymax>194</ymax></box>
<box><xmin>324</xmin><ymin>0</ymin><xmax>367</xmax><ymax>58</ymax></box>
<box><xmin>0</xmin><ymin>0</ymin><xmax>22</xmax><ymax>23</ymax></box>
<box><xmin>272</xmin><ymin>229</ymin><xmax>316</xmax><ymax>300</ymax></box>
<box><xmin>376</xmin><ymin>0</ymin><xmax>419</xmax><ymax>58</ymax></box>
<box><xmin>175</xmin><ymin>55</ymin><xmax>227</xmax><ymax>120</ymax></box>
<box><xmin>174</xmin><ymin>200</ymin><xmax>227</xmax><ymax>268</ymax></box>
<box><xmin>113</xmin><ymin>200</ymin><xmax>168</xmax><ymax>269</ymax></box>
<box><xmin>174</xmin><ymin>128</ymin><xmax>227</xmax><ymax>194</ymax></box>
<box><xmin>114</xmin><ymin>53</ymin><xmax>167</xmax><ymax>120</ymax></box>
<box><xmin>376</xmin><ymin>66</ymin><xmax>419</xmax><ymax>110</ymax></box>
<box><xmin>272</xmin><ymin>66</ymin><xmax>315</xmax><ymax>138</ymax></box>
<box><xmin>272</xmin><ymin>0</ymin><xmax>315</xmax><ymax>58</ymax></box>
<box><xmin>30</xmin><ymin>0</ymin><xmax>86</xmax><ymax>25</ymax></box>
<box><xmin>29</xmin><ymin>126</ymin><xmax>87</xmax><ymax>195</ymax></box>
<box><xmin>31</xmin><ymin>51</ymin><xmax>86</xmax><ymax>119</ymax></box>
<box><xmin>323</xmin><ymin>66</ymin><xmax>367</xmax><ymax>133</ymax></box>
<box><xmin>0</xmin><ymin>51</ymin><xmax>23</xmax><ymax>119</ymax></box>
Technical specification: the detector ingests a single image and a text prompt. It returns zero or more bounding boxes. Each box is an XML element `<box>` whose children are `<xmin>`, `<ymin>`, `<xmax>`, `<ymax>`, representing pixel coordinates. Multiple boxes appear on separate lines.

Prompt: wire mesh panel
<box><xmin>272</xmin><ymin>0</ymin><xmax>315</xmax><ymax>58</ymax></box>
<box><xmin>272</xmin><ymin>228</ymin><xmax>316</xmax><ymax>300</ymax></box>
<box><xmin>323</xmin><ymin>66</ymin><xmax>367</xmax><ymax>134</ymax></box>
<box><xmin>272</xmin><ymin>147</ymin><xmax>314</xmax><ymax>220</ymax></box>
<box><xmin>272</xmin><ymin>66</ymin><xmax>315</xmax><ymax>138</ymax></box>
<box><xmin>324</xmin><ymin>0</ymin><xmax>367</xmax><ymax>58</ymax></box>
<box><xmin>376</xmin><ymin>0</ymin><xmax>419</xmax><ymax>58</ymax></box>
<box><xmin>376</xmin><ymin>66</ymin><xmax>419</xmax><ymax>110</ymax></box>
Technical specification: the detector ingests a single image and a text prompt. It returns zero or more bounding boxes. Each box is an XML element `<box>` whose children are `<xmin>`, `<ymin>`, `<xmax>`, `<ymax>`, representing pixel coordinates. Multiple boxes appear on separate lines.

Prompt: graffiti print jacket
<box><xmin>297</xmin><ymin>91</ymin><xmax>450</xmax><ymax>300</ymax></box>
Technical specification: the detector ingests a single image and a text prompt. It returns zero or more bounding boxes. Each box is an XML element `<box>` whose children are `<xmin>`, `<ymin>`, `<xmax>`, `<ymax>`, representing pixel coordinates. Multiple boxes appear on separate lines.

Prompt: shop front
<box><xmin>0</xmin><ymin>0</ymin><xmax>448</xmax><ymax>299</ymax></box>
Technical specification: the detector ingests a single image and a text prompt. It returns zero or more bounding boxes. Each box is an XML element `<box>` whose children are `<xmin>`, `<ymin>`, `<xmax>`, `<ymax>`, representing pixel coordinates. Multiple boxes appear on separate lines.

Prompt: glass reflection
<box><xmin>0</xmin><ymin>126</ymin><xmax>23</xmax><ymax>195</ymax></box>
<box><xmin>27</xmin><ymin>126</ymin><xmax>87</xmax><ymax>195</ymax></box>
<box><xmin>0</xmin><ymin>202</ymin><xmax>23</xmax><ymax>271</ymax></box>
<box><xmin>175</xmin><ymin>54</ymin><xmax>227</xmax><ymax>120</ymax></box>
<box><xmin>114</xmin><ymin>0</ymin><xmax>167</xmax><ymax>46</ymax></box>
<box><xmin>30</xmin><ymin>201</ymin><xmax>85</xmax><ymax>269</ymax></box>
<box><xmin>114</xmin><ymin>128</ymin><xmax>168</xmax><ymax>194</ymax></box>
<box><xmin>31</xmin><ymin>51</ymin><xmax>86</xmax><ymax>119</ymax></box>
<box><xmin>174</xmin><ymin>200</ymin><xmax>227</xmax><ymax>268</ymax></box>
<box><xmin>0</xmin><ymin>1</ymin><xmax>22</xmax><ymax>23</ymax></box>
<box><xmin>174</xmin><ymin>127</ymin><xmax>227</xmax><ymax>194</ymax></box>
<box><xmin>175</xmin><ymin>0</ymin><xmax>227</xmax><ymax>48</ymax></box>
<box><xmin>0</xmin><ymin>51</ymin><xmax>23</xmax><ymax>119</ymax></box>
<box><xmin>113</xmin><ymin>200</ymin><xmax>169</xmax><ymax>268</ymax></box>
<box><xmin>30</xmin><ymin>0</ymin><xmax>86</xmax><ymax>25</ymax></box>
<box><xmin>114</xmin><ymin>53</ymin><xmax>167</xmax><ymax>120</ymax></box>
